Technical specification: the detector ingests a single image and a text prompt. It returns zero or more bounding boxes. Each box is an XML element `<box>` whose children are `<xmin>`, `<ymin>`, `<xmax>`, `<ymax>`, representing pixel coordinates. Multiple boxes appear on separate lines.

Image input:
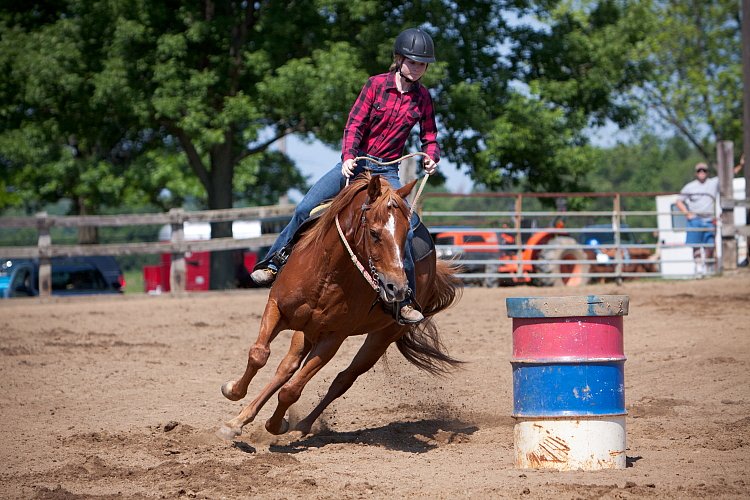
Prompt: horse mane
<box><xmin>295</xmin><ymin>172</ymin><xmax>410</xmax><ymax>254</ymax></box>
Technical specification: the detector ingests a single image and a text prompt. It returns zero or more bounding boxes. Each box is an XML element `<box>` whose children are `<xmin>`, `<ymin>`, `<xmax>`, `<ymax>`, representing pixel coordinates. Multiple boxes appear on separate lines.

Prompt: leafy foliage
<box><xmin>2</xmin><ymin>0</ymin><xmax>657</xmax><ymax>219</ymax></box>
<box><xmin>634</xmin><ymin>0</ymin><xmax>743</xmax><ymax>162</ymax></box>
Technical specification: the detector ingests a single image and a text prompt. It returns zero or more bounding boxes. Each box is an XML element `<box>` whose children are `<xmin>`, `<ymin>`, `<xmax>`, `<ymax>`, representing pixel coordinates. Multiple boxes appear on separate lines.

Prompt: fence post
<box><xmin>36</xmin><ymin>212</ymin><xmax>52</xmax><ymax>297</ymax></box>
<box><xmin>515</xmin><ymin>194</ymin><xmax>523</xmax><ymax>279</ymax></box>
<box><xmin>169</xmin><ymin>208</ymin><xmax>187</xmax><ymax>294</ymax></box>
<box><xmin>717</xmin><ymin>141</ymin><xmax>736</xmax><ymax>272</ymax></box>
<box><xmin>613</xmin><ymin>194</ymin><xmax>623</xmax><ymax>285</ymax></box>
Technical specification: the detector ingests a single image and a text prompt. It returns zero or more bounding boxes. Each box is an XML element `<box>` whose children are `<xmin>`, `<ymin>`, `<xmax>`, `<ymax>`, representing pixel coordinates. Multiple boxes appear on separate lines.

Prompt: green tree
<box><xmin>588</xmin><ymin>134</ymin><xmax>700</xmax><ymax>195</ymax></box>
<box><xmin>1</xmin><ymin>0</ymin><xmax>655</xmax><ymax>286</ymax></box>
<box><xmin>445</xmin><ymin>0</ymin><xmax>654</xmax><ymax>194</ymax></box>
<box><xmin>634</xmin><ymin>0</ymin><xmax>743</xmax><ymax>162</ymax></box>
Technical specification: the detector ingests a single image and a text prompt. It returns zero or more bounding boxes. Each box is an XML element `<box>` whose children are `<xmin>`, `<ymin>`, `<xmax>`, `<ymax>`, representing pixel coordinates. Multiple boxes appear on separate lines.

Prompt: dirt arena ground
<box><xmin>1</xmin><ymin>271</ymin><xmax>749</xmax><ymax>499</ymax></box>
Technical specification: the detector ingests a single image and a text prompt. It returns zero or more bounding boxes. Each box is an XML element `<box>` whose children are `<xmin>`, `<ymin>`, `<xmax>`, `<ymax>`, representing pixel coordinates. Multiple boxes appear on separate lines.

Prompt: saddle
<box><xmin>253</xmin><ymin>202</ymin><xmax>435</xmax><ymax>273</ymax></box>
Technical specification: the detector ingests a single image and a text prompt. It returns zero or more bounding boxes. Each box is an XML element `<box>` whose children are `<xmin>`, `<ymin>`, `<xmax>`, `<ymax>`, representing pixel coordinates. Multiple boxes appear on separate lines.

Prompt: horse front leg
<box><xmin>295</xmin><ymin>326</ymin><xmax>405</xmax><ymax>435</ymax></box>
<box><xmin>264</xmin><ymin>332</ymin><xmax>348</xmax><ymax>435</ymax></box>
<box><xmin>217</xmin><ymin>330</ymin><xmax>310</xmax><ymax>440</ymax></box>
<box><xmin>221</xmin><ymin>299</ymin><xmax>284</xmax><ymax>402</ymax></box>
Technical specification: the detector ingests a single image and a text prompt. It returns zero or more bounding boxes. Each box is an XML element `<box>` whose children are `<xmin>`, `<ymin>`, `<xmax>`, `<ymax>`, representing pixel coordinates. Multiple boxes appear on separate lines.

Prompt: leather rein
<box><xmin>336</xmin><ymin>152</ymin><xmax>430</xmax><ymax>291</ymax></box>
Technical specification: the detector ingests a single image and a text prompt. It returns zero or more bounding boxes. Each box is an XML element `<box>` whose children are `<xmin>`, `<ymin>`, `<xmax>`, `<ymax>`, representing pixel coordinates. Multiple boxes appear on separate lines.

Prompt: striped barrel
<box><xmin>507</xmin><ymin>295</ymin><xmax>629</xmax><ymax>470</ymax></box>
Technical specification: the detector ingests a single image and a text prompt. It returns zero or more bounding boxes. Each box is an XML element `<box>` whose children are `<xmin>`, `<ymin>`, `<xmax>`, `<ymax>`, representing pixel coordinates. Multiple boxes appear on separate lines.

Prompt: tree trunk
<box><xmin>76</xmin><ymin>197</ymin><xmax>99</xmax><ymax>244</ymax></box>
<box><xmin>208</xmin><ymin>143</ymin><xmax>238</xmax><ymax>290</ymax></box>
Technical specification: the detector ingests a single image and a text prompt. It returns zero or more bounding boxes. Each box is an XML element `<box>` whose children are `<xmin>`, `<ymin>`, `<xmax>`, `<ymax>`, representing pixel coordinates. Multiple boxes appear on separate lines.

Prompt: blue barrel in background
<box><xmin>507</xmin><ymin>295</ymin><xmax>629</xmax><ymax>470</ymax></box>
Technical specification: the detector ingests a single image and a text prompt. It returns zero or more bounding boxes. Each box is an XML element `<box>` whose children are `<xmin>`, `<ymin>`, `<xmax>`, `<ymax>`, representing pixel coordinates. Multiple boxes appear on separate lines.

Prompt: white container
<box><xmin>514</xmin><ymin>415</ymin><xmax>626</xmax><ymax>470</ymax></box>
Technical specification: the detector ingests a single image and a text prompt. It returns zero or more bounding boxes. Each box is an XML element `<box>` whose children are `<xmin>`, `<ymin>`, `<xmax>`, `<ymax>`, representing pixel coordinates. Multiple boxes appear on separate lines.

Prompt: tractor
<box><xmin>434</xmin><ymin>220</ymin><xmax>589</xmax><ymax>287</ymax></box>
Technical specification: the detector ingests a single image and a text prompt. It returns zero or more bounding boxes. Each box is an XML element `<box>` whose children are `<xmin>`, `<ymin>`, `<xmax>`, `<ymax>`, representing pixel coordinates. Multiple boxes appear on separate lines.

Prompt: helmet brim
<box><xmin>404</xmin><ymin>54</ymin><xmax>436</xmax><ymax>63</ymax></box>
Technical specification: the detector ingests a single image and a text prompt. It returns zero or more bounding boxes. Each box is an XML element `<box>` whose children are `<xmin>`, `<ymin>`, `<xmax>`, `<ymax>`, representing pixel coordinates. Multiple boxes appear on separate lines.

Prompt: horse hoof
<box><xmin>294</xmin><ymin>422</ymin><xmax>312</xmax><ymax>436</ymax></box>
<box><xmin>221</xmin><ymin>381</ymin><xmax>243</xmax><ymax>401</ymax></box>
<box><xmin>216</xmin><ymin>425</ymin><xmax>241</xmax><ymax>441</ymax></box>
<box><xmin>265</xmin><ymin>418</ymin><xmax>289</xmax><ymax>435</ymax></box>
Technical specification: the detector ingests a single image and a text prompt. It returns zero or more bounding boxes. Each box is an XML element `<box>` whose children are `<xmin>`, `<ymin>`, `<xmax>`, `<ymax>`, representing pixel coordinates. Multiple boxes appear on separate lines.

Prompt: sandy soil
<box><xmin>1</xmin><ymin>271</ymin><xmax>749</xmax><ymax>499</ymax></box>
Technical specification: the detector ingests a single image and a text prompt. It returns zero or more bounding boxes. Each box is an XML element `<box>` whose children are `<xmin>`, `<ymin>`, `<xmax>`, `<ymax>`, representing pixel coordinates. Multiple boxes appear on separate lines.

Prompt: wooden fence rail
<box><xmin>0</xmin><ymin>205</ymin><xmax>296</xmax><ymax>296</ymax></box>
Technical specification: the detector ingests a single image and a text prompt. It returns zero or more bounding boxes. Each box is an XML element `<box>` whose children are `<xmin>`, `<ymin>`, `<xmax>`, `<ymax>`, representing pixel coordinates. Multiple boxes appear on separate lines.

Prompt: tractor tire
<box><xmin>532</xmin><ymin>236</ymin><xmax>590</xmax><ymax>287</ymax></box>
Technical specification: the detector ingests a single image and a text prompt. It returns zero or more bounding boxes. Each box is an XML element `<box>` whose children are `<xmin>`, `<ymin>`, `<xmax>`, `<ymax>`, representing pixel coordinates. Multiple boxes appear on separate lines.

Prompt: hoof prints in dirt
<box><xmin>629</xmin><ymin>397</ymin><xmax>689</xmax><ymax>418</ymax></box>
<box><xmin>28</xmin><ymin>427</ymin><xmax>311</xmax><ymax>499</ymax></box>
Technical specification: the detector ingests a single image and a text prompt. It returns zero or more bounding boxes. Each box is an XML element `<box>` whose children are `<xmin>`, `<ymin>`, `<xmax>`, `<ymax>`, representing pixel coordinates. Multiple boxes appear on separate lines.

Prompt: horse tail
<box><xmin>396</xmin><ymin>259</ymin><xmax>464</xmax><ymax>375</ymax></box>
<box><xmin>422</xmin><ymin>259</ymin><xmax>463</xmax><ymax>317</ymax></box>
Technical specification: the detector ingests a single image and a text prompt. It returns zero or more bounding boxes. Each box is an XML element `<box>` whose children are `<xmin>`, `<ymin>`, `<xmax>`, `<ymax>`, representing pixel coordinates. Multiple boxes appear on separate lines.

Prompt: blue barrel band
<box><xmin>512</xmin><ymin>361</ymin><xmax>625</xmax><ymax>417</ymax></box>
<box><xmin>506</xmin><ymin>295</ymin><xmax>629</xmax><ymax>318</ymax></box>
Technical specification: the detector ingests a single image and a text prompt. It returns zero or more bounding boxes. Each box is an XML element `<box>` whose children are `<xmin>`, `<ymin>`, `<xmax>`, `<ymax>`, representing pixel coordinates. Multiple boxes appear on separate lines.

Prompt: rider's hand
<box><xmin>341</xmin><ymin>159</ymin><xmax>356</xmax><ymax>178</ymax></box>
<box><xmin>423</xmin><ymin>156</ymin><xmax>438</xmax><ymax>175</ymax></box>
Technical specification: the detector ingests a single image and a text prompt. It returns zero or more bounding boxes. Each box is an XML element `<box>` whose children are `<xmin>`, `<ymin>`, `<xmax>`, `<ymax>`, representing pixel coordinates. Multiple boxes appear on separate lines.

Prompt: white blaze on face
<box><xmin>385</xmin><ymin>213</ymin><xmax>404</xmax><ymax>269</ymax></box>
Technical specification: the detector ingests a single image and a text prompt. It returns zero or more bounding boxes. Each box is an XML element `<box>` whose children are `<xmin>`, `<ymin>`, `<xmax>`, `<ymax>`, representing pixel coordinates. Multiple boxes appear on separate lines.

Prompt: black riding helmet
<box><xmin>393</xmin><ymin>28</ymin><xmax>436</xmax><ymax>63</ymax></box>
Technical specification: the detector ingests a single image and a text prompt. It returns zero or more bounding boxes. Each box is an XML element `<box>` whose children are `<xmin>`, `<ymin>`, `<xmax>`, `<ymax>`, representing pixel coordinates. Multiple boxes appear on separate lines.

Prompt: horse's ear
<box><xmin>367</xmin><ymin>175</ymin><xmax>382</xmax><ymax>201</ymax></box>
<box><xmin>396</xmin><ymin>178</ymin><xmax>418</xmax><ymax>200</ymax></box>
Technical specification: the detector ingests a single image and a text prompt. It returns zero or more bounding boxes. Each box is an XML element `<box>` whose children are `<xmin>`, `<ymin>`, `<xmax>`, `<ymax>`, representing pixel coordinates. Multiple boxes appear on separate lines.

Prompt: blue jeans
<box><xmin>263</xmin><ymin>157</ymin><xmax>418</xmax><ymax>302</ymax></box>
<box><xmin>686</xmin><ymin>217</ymin><xmax>715</xmax><ymax>245</ymax></box>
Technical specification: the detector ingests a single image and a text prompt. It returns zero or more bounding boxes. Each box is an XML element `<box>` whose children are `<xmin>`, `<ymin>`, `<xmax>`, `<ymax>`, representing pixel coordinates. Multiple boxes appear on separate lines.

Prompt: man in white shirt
<box><xmin>675</xmin><ymin>162</ymin><xmax>719</xmax><ymax>275</ymax></box>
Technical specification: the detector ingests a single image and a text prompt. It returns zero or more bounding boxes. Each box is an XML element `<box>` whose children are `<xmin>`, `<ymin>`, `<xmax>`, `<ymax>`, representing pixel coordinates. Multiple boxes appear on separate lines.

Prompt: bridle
<box><xmin>335</xmin><ymin>211</ymin><xmax>379</xmax><ymax>293</ymax></box>
<box><xmin>337</xmin><ymin>152</ymin><xmax>429</xmax><ymax>294</ymax></box>
<box><xmin>335</xmin><ymin>192</ymin><xmax>410</xmax><ymax>296</ymax></box>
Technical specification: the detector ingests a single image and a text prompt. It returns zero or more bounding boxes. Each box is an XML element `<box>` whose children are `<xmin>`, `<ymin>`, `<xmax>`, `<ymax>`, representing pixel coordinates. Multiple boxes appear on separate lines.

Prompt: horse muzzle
<box><xmin>377</xmin><ymin>272</ymin><xmax>408</xmax><ymax>303</ymax></box>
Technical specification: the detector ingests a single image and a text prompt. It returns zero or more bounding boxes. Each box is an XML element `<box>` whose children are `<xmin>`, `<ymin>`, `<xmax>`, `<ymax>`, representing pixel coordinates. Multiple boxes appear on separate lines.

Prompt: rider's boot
<box><xmin>399</xmin><ymin>304</ymin><xmax>424</xmax><ymax>324</ymax></box>
<box><xmin>250</xmin><ymin>246</ymin><xmax>291</xmax><ymax>287</ymax></box>
<box><xmin>250</xmin><ymin>267</ymin><xmax>277</xmax><ymax>286</ymax></box>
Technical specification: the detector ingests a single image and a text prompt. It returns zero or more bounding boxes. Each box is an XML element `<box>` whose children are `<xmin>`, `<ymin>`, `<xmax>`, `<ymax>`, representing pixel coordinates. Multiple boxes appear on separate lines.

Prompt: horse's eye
<box><xmin>369</xmin><ymin>228</ymin><xmax>381</xmax><ymax>241</ymax></box>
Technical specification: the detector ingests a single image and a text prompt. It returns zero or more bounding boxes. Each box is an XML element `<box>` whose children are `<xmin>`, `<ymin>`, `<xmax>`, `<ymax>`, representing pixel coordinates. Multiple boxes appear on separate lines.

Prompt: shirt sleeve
<box><xmin>419</xmin><ymin>88</ymin><xmax>440</xmax><ymax>163</ymax></box>
<box><xmin>678</xmin><ymin>185</ymin><xmax>688</xmax><ymax>202</ymax></box>
<box><xmin>341</xmin><ymin>78</ymin><xmax>374</xmax><ymax>162</ymax></box>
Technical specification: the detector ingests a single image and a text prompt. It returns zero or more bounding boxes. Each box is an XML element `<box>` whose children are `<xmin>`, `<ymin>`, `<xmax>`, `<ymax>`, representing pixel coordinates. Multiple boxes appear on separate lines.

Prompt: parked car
<box><xmin>433</xmin><ymin>230</ymin><xmax>505</xmax><ymax>273</ymax></box>
<box><xmin>0</xmin><ymin>256</ymin><xmax>125</xmax><ymax>298</ymax></box>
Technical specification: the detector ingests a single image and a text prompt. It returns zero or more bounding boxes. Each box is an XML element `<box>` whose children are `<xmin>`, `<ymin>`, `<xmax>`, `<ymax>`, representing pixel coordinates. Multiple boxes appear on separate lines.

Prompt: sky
<box><xmin>282</xmin><ymin>121</ymin><xmax>632</xmax><ymax>202</ymax></box>
<box><xmin>282</xmin><ymin>135</ymin><xmax>475</xmax><ymax>202</ymax></box>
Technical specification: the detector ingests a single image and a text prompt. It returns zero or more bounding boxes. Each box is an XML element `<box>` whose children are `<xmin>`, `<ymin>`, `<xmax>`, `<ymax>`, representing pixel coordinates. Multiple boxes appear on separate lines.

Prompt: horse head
<box><xmin>359</xmin><ymin>175</ymin><xmax>417</xmax><ymax>303</ymax></box>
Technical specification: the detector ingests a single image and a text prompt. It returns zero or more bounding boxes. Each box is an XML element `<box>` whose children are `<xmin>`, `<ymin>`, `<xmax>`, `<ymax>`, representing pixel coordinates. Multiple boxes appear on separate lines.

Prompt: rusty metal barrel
<box><xmin>506</xmin><ymin>295</ymin><xmax>629</xmax><ymax>470</ymax></box>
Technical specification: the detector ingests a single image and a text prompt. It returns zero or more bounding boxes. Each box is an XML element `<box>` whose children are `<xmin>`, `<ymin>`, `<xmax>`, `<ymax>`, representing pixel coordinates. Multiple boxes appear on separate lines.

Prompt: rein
<box><xmin>348</xmin><ymin>152</ymin><xmax>431</xmax><ymax>220</ymax></box>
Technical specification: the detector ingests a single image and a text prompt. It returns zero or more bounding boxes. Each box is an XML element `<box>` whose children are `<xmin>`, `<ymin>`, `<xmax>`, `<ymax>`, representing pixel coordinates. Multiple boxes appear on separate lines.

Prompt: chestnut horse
<box><xmin>218</xmin><ymin>173</ymin><xmax>462</xmax><ymax>440</ymax></box>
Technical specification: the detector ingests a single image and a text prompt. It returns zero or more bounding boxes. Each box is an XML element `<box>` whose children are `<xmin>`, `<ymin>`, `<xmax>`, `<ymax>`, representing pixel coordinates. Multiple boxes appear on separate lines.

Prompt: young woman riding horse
<box><xmin>251</xmin><ymin>27</ymin><xmax>440</xmax><ymax>325</ymax></box>
<box><xmin>218</xmin><ymin>172</ymin><xmax>462</xmax><ymax>439</ymax></box>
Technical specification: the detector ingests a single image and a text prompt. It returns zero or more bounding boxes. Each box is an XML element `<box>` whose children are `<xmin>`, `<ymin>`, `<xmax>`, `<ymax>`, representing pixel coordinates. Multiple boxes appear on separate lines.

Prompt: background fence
<box><xmin>0</xmin><ymin>205</ymin><xmax>295</xmax><ymax>296</ymax></box>
<box><xmin>1</xmin><ymin>188</ymin><xmax>748</xmax><ymax>296</ymax></box>
<box><xmin>420</xmin><ymin>190</ymin><xmax>748</xmax><ymax>286</ymax></box>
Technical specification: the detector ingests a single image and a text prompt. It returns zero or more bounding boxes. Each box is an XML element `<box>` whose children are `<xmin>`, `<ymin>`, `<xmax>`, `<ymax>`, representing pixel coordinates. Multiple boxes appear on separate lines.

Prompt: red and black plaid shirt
<box><xmin>341</xmin><ymin>71</ymin><xmax>440</xmax><ymax>163</ymax></box>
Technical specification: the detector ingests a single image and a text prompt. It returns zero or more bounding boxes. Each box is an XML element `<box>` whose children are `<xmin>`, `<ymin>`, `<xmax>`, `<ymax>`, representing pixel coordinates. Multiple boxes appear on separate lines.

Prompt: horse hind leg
<box><xmin>217</xmin><ymin>330</ymin><xmax>310</xmax><ymax>440</ymax></box>
<box><xmin>295</xmin><ymin>327</ymin><xmax>404</xmax><ymax>435</ymax></box>
<box><xmin>221</xmin><ymin>299</ymin><xmax>284</xmax><ymax>402</ymax></box>
<box><xmin>264</xmin><ymin>332</ymin><xmax>348</xmax><ymax>435</ymax></box>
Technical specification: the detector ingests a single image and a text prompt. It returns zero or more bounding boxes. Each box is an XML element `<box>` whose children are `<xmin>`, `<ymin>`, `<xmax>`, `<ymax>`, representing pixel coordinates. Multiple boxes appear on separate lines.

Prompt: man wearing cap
<box><xmin>676</xmin><ymin>162</ymin><xmax>721</xmax><ymax>275</ymax></box>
